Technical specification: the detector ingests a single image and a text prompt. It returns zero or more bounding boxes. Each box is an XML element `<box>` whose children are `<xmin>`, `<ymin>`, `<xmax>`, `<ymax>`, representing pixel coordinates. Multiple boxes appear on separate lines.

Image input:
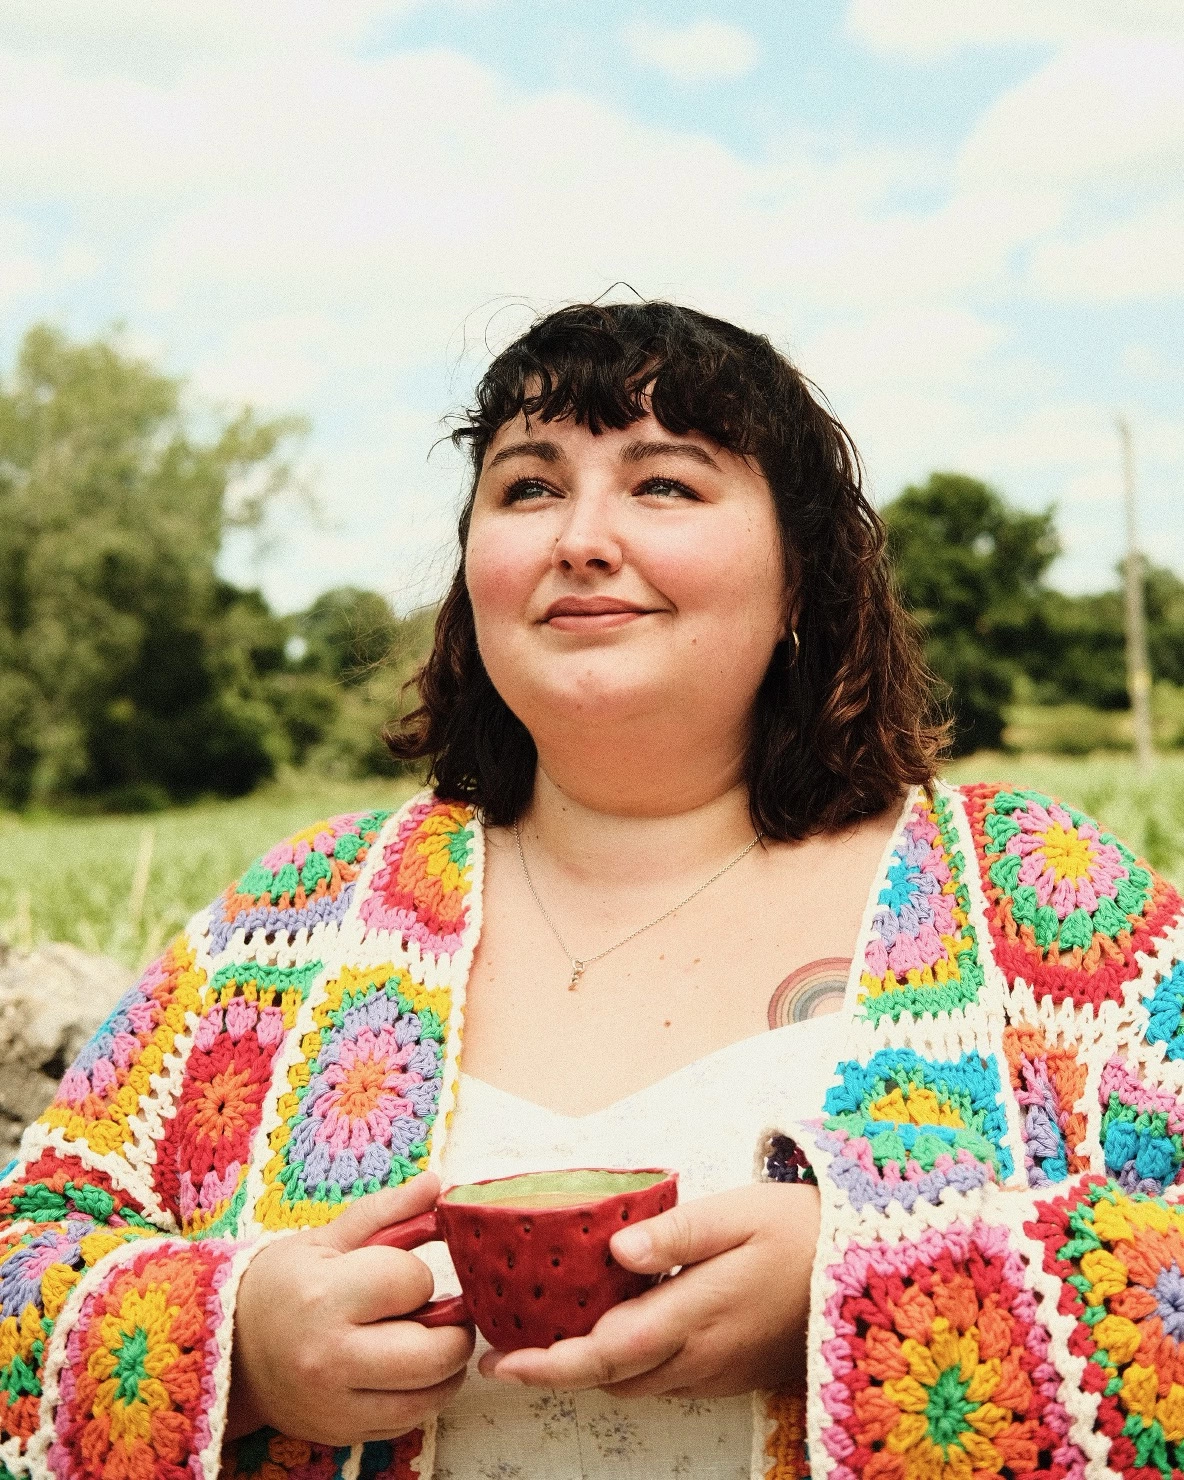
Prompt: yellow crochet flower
<box><xmin>1036</xmin><ymin>821</ymin><xmax>1097</xmax><ymax>882</ymax></box>
<box><xmin>88</xmin><ymin>1286</ymin><xmax>182</xmax><ymax>1446</ymax></box>
<box><xmin>880</xmin><ymin>1318</ymin><xmax>1008</xmax><ymax>1479</ymax></box>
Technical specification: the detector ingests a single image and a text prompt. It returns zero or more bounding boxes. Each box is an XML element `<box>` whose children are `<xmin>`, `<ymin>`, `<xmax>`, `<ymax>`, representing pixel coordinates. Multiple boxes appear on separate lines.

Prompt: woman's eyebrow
<box><xmin>485</xmin><ymin>440</ymin><xmax>564</xmax><ymax>470</ymax></box>
<box><xmin>619</xmin><ymin>439</ymin><xmax>719</xmax><ymax>468</ymax></box>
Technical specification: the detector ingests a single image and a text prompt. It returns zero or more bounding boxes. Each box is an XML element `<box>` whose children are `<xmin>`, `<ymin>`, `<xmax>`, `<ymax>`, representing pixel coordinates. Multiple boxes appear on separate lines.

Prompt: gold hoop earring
<box><xmin>788</xmin><ymin>628</ymin><xmax>800</xmax><ymax>666</ymax></box>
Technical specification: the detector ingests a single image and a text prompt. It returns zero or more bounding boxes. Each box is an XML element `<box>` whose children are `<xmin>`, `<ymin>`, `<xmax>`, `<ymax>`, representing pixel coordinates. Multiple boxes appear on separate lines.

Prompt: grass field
<box><xmin>2</xmin><ymin>755</ymin><xmax>1183</xmax><ymax>971</ymax></box>
<box><xmin>0</xmin><ymin>773</ymin><xmax>421</xmax><ymax>970</ymax></box>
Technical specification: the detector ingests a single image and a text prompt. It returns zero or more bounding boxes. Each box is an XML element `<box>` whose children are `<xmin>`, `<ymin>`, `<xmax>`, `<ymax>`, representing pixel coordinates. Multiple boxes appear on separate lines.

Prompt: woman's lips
<box><xmin>544</xmin><ymin>609</ymin><xmax>650</xmax><ymax>631</ymax></box>
<box><xmin>542</xmin><ymin>597</ymin><xmax>655</xmax><ymax>632</ymax></box>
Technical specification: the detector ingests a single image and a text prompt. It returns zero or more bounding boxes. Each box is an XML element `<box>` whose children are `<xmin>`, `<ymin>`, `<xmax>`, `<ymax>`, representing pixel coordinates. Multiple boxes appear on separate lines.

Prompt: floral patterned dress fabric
<box><xmin>4</xmin><ymin>779</ymin><xmax>1183</xmax><ymax>1480</ymax></box>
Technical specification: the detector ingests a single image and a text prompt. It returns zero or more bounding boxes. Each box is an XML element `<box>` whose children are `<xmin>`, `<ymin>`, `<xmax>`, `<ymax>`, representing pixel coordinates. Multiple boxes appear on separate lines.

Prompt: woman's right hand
<box><xmin>226</xmin><ymin>1172</ymin><xmax>474</xmax><ymax>1447</ymax></box>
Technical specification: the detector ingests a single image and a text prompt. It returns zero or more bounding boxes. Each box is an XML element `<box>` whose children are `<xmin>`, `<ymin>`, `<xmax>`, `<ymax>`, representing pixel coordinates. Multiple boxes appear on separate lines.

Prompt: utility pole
<box><xmin>1117</xmin><ymin>415</ymin><xmax>1154</xmax><ymax>776</ymax></box>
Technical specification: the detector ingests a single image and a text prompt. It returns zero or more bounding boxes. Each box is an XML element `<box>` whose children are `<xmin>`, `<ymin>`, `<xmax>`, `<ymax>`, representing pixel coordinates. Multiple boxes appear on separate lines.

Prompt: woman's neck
<box><xmin>517</xmin><ymin>754</ymin><xmax>758</xmax><ymax>892</ymax></box>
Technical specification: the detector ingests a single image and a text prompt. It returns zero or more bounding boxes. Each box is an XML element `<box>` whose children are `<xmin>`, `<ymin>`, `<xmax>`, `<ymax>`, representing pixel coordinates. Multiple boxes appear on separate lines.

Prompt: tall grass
<box><xmin>2</xmin><ymin>756</ymin><xmax>1183</xmax><ymax>972</ymax></box>
<box><xmin>0</xmin><ymin>774</ymin><xmax>420</xmax><ymax>971</ymax></box>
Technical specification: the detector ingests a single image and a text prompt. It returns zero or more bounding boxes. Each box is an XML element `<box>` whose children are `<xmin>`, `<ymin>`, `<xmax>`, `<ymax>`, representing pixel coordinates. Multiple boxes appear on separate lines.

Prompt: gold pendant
<box><xmin>568</xmin><ymin>959</ymin><xmax>586</xmax><ymax>991</ymax></box>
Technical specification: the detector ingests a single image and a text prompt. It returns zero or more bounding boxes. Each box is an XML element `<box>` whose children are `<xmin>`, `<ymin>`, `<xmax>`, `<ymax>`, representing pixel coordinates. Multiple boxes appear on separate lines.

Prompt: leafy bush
<box><xmin>1003</xmin><ymin>703</ymin><xmax>1128</xmax><ymax>756</ymax></box>
<box><xmin>1002</xmin><ymin>684</ymin><xmax>1184</xmax><ymax>756</ymax></box>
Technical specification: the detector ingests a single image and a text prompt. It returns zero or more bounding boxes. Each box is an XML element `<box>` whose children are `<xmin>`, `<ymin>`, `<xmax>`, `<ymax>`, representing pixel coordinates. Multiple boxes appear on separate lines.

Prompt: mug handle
<box><xmin>364</xmin><ymin>1209</ymin><xmax>470</xmax><ymax>1328</ymax></box>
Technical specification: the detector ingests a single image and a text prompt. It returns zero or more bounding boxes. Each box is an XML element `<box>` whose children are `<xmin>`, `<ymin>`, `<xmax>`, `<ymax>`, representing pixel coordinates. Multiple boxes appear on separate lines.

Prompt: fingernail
<box><xmin>613</xmin><ymin>1226</ymin><xmax>652</xmax><ymax>1262</ymax></box>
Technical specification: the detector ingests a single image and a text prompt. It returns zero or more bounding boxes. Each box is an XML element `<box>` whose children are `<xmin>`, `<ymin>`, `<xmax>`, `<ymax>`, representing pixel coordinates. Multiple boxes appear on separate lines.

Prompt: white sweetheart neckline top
<box><xmin>425</xmin><ymin>1011</ymin><xmax>845</xmax><ymax>1480</ymax></box>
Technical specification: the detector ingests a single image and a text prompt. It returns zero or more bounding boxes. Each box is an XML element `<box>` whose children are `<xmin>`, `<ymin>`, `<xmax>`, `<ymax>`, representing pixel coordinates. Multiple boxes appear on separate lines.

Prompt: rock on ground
<box><xmin>0</xmin><ymin>941</ymin><xmax>132</xmax><ymax>1164</ymax></box>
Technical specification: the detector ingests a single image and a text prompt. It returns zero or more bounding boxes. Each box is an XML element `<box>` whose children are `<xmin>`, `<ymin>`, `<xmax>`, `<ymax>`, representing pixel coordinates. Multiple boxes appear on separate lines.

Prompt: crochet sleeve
<box><xmin>0</xmin><ymin>805</ymin><xmax>419</xmax><ymax>1480</ymax></box>
<box><xmin>0</xmin><ymin>934</ymin><xmax>262</xmax><ymax>1480</ymax></box>
<box><xmin>755</xmin><ymin>782</ymin><xmax>1184</xmax><ymax>1480</ymax></box>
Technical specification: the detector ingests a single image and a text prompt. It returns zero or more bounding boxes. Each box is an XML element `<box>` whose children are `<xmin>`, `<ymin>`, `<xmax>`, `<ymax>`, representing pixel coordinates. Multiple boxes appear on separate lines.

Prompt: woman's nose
<box><xmin>550</xmin><ymin>494</ymin><xmax>623</xmax><ymax>574</ymax></box>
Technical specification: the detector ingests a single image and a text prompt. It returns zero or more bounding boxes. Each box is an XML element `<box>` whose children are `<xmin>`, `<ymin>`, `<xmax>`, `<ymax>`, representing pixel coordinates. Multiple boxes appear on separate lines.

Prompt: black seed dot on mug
<box><xmin>494</xmin><ymin>1282</ymin><xmax>503</xmax><ymax>1297</ymax></box>
<box><xmin>467</xmin><ymin>1263</ymin><xmax>475</xmax><ymax>1275</ymax></box>
<box><xmin>506</xmin><ymin>1252</ymin><xmax>515</xmax><ymax>1269</ymax></box>
<box><xmin>551</xmin><ymin>1256</ymin><xmax>561</xmax><ymax>1267</ymax></box>
<box><xmin>577</xmin><ymin>1295</ymin><xmax>586</xmax><ymax>1308</ymax></box>
<box><xmin>533</xmin><ymin>1285</ymin><xmax>543</xmax><ymax>1299</ymax></box>
<box><xmin>604</xmin><ymin>1252</ymin><xmax>614</xmax><ymax>1266</ymax></box>
<box><xmin>554</xmin><ymin>1332</ymin><xmax>563</xmax><ymax>1343</ymax></box>
<box><xmin>621</xmin><ymin>1208</ymin><xmax>630</xmax><ymax>1219</ymax></box>
<box><xmin>522</xmin><ymin>1222</ymin><xmax>532</xmax><ymax>1235</ymax></box>
<box><xmin>491</xmin><ymin>1317</ymin><xmax>499</xmax><ymax>1328</ymax></box>
<box><xmin>581</xmin><ymin>1225</ymin><xmax>589</xmax><ymax>1234</ymax></box>
<box><xmin>473</xmin><ymin>1228</ymin><xmax>481</xmax><ymax>1239</ymax></box>
<box><xmin>513</xmin><ymin>1315</ymin><xmax>522</xmax><ymax>1330</ymax></box>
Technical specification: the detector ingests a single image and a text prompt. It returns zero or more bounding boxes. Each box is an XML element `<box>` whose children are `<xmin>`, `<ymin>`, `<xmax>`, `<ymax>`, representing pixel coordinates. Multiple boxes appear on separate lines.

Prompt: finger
<box><xmin>333</xmin><ymin>1246</ymin><xmax>437</xmax><ymax>1323</ymax></box>
<box><xmin>344</xmin><ymin>1369</ymin><xmax>469</xmax><ymax>1445</ymax></box>
<box><xmin>344</xmin><ymin>1316</ymin><xmax>475</xmax><ymax>1392</ymax></box>
<box><xmin>598</xmin><ymin>1351</ymin><xmax>747</xmax><ymax>1400</ymax></box>
<box><xmin>598</xmin><ymin>1356</ymin><xmax>691</xmax><ymax>1399</ymax></box>
<box><xmin>479</xmin><ymin>1321</ymin><xmax>683</xmax><ymax>1391</ymax></box>
<box><xmin>608</xmin><ymin>1188</ymin><xmax>759</xmax><ymax>1274</ymax></box>
<box><xmin>318</xmin><ymin>1173</ymin><xmax>441</xmax><ymax>1254</ymax></box>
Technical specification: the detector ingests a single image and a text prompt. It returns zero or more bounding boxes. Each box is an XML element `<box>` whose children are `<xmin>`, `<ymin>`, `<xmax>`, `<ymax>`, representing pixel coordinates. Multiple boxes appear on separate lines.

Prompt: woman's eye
<box><xmin>636</xmin><ymin>477</ymin><xmax>699</xmax><ymax>500</ymax></box>
<box><xmin>503</xmin><ymin>478</ymin><xmax>558</xmax><ymax>504</ymax></box>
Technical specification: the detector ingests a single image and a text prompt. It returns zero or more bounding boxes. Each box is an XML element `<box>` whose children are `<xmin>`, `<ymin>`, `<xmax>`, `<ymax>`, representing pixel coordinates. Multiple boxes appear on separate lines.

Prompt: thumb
<box><xmin>609</xmin><ymin>1189</ymin><xmax>755</xmax><ymax>1274</ymax></box>
<box><xmin>316</xmin><ymin>1170</ymin><xmax>441</xmax><ymax>1254</ymax></box>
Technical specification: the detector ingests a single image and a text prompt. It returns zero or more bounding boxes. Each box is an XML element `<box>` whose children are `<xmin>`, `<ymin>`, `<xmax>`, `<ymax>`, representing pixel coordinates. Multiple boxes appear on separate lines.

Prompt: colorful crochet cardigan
<box><xmin>2</xmin><ymin>781</ymin><xmax>1182</xmax><ymax>1480</ymax></box>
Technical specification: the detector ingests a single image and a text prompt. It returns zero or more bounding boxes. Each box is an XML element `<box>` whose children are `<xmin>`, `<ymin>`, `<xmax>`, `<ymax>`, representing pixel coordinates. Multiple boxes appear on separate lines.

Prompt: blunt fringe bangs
<box><xmin>387</xmin><ymin>299</ymin><xmax>949</xmax><ymax>839</ymax></box>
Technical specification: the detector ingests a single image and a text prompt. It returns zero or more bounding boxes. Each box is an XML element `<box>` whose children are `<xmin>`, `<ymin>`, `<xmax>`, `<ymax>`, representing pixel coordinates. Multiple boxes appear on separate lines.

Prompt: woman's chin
<box><xmin>515</xmin><ymin>674</ymin><xmax>678</xmax><ymax>730</ymax></box>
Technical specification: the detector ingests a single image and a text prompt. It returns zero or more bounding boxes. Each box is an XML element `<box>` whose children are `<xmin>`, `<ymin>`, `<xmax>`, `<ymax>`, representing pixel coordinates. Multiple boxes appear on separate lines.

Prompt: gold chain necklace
<box><xmin>513</xmin><ymin>819</ymin><xmax>762</xmax><ymax>990</ymax></box>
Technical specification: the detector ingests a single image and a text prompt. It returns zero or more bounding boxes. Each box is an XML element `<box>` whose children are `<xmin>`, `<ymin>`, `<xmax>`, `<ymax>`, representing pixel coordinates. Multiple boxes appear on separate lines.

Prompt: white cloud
<box><xmin>190</xmin><ymin>314</ymin><xmax>353</xmax><ymax>409</ymax></box>
<box><xmin>1027</xmin><ymin>196</ymin><xmax>1184</xmax><ymax>302</ymax></box>
<box><xmin>623</xmin><ymin>20</ymin><xmax>759</xmax><ymax>82</ymax></box>
<box><xmin>957</xmin><ymin>39</ymin><xmax>1184</xmax><ymax>193</ymax></box>
<box><xmin>958</xmin><ymin>403</ymin><xmax>1128</xmax><ymax>474</ymax></box>
<box><xmin>797</xmin><ymin>309</ymin><xmax>1004</xmax><ymax>400</ymax></box>
<box><xmin>946</xmin><ymin>39</ymin><xmax>1184</xmax><ymax>307</ymax></box>
<box><xmin>0</xmin><ymin>219</ymin><xmax>45</xmax><ymax>309</ymax></box>
<box><xmin>1123</xmin><ymin>342</ymin><xmax>1184</xmax><ymax>381</ymax></box>
<box><xmin>0</xmin><ymin>1</ymin><xmax>421</xmax><ymax>76</ymax></box>
<box><xmin>846</xmin><ymin>0</ymin><xmax>1184</xmax><ymax>60</ymax></box>
<box><xmin>1</xmin><ymin>13</ymin><xmax>1179</xmax><ymax>605</ymax></box>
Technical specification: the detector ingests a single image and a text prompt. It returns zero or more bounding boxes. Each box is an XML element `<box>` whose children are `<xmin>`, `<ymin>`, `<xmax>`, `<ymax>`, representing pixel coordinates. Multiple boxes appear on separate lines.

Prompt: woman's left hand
<box><xmin>477</xmin><ymin>1181</ymin><xmax>819</xmax><ymax>1398</ymax></box>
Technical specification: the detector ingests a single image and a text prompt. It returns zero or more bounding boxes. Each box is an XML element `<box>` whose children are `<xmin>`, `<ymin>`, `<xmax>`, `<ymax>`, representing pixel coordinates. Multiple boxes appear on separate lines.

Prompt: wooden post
<box><xmin>1117</xmin><ymin>415</ymin><xmax>1154</xmax><ymax>776</ymax></box>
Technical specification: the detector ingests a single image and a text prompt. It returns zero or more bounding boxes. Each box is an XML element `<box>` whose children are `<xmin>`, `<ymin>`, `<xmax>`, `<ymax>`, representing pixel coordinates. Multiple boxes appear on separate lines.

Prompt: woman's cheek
<box><xmin>465</xmin><ymin>526</ymin><xmax>536</xmax><ymax>629</ymax></box>
<box><xmin>651</xmin><ymin>527</ymin><xmax>782</xmax><ymax>644</ymax></box>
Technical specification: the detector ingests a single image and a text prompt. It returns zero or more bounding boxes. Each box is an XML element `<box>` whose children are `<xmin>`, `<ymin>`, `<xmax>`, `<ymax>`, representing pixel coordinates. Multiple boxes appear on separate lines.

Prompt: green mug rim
<box><xmin>441</xmin><ymin>1167</ymin><xmax>670</xmax><ymax>1208</ymax></box>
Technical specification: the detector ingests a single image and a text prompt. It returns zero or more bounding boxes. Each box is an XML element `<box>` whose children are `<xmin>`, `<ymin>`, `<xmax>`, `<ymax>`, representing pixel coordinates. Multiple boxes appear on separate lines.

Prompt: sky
<box><xmin>1</xmin><ymin>0</ymin><xmax>1181</xmax><ymax>612</ymax></box>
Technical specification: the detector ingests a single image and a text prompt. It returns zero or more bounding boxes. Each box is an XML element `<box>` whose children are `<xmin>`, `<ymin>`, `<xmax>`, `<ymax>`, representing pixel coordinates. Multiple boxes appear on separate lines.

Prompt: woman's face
<box><xmin>464</xmin><ymin>408</ymin><xmax>789</xmax><ymax>758</ymax></box>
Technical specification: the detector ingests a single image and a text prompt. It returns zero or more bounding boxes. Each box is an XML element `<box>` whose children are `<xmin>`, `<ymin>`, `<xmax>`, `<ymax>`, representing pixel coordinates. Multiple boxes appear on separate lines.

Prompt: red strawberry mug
<box><xmin>365</xmin><ymin>1167</ymin><xmax>678</xmax><ymax>1351</ymax></box>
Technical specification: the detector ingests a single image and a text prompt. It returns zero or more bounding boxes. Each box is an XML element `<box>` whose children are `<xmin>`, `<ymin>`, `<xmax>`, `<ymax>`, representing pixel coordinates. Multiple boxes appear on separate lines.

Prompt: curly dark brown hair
<box><xmin>387</xmin><ymin>300</ymin><xmax>949</xmax><ymax>838</ymax></box>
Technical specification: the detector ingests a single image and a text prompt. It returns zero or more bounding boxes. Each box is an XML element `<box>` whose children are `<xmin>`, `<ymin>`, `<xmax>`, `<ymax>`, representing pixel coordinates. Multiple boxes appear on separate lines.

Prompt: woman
<box><xmin>2</xmin><ymin>303</ymin><xmax>1175</xmax><ymax>1480</ymax></box>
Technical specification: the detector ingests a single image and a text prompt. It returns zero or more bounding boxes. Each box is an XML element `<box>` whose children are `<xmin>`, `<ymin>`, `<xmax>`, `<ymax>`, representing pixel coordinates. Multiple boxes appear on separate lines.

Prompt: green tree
<box><xmin>1146</xmin><ymin>564</ymin><xmax>1184</xmax><ymax>689</ymax></box>
<box><xmin>1022</xmin><ymin>588</ymin><xmax>1127</xmax><ymax>710</ymax></box>
<box><xmin>298</xmin><ymin>586</ymin><xmax>405</xmax><ymax>685</ymax></box>
<box><xmin>292</xmin><ymin>589</ymin><xmax>435</xmax><ymax>779</ymax></box>
<box><xmin>1023</xmin><ymin>563</ymin><xmax>1184</xmax><ymax>713</ymax></box>
<box><xmin>0</xmin><ymin>324</ymin><xmax>312</xmax><ymax>807</ymax></box>
<box><xmin>882</xmin><ymin>472</ymin><xmax>1060</xmax><ymax>754</ymax></box>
